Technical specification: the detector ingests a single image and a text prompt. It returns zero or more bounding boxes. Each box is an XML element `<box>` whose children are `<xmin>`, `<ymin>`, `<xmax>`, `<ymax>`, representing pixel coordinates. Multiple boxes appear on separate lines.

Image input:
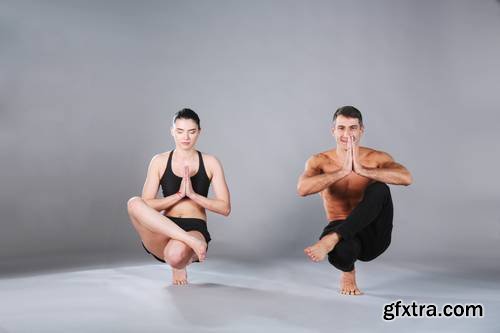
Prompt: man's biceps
<box><xmin>304</xmin><ymin>168</ymin><xmax>321</xmax><ymax>177</ymax></box>
<box><xmin>380</xmin><ymin>161</ymin><xmax>400</xmax><ymax>169</ymax></box>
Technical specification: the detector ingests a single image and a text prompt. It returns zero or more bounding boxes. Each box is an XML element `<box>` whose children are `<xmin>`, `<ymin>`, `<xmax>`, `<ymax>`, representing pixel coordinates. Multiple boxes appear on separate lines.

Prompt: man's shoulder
<box><xmin>361</xmin><ymin>147</ymin><xmax>393</xmax><ymax>162</ymax></box>
<box><xmin>309</xmin><ymin>150</ymin><xmax>336</xmax><ymax>166</ymax></box>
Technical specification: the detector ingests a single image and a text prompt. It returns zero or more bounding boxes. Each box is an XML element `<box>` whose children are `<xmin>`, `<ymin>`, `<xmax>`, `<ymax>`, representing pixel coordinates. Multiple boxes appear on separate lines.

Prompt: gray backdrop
<box><xmin>1</xmin><ymin>0</ymin><xmax>499</xmax><ymax>273</ymax></box>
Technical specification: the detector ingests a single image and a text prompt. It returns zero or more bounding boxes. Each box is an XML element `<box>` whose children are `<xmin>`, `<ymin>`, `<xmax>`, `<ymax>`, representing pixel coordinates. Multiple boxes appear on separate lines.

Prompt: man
<box><xmin>297</xmin><ymin>106</ymin><xmax>412</xmax><ymax>295</ymax></box>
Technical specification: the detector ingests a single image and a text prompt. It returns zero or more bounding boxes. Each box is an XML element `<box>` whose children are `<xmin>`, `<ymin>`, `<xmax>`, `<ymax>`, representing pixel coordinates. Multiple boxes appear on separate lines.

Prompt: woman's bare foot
<box><xmin>304</xmin><ymin>233</ymin><xmax>340</xmax><ymax>262</ymax></box>
<box><xmin>172</xmin><ymin>268</ymin><xmax>188</xmax><ymax>285</ymax></box>
<box><xmin>340</xmin><ymin>269</ymin><xmax>362</xmax><ymax>295</ymax></box>
<box><xmin>186</xmin><ymin>236</ymin><xmax>207</xmax><ymax>262</ymax></box>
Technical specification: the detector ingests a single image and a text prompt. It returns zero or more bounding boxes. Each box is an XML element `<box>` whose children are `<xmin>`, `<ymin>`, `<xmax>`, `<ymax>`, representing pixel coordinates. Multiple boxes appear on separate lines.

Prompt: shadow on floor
<box><xmin>165</xmin><ymin>282</ymin><xmax>370</xmax><ymax>331</ymax></box>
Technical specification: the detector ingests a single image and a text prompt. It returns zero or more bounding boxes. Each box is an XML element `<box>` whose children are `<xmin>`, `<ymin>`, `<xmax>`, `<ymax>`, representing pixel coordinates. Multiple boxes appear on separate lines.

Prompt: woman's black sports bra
<box><xmin>160</xmin><ymin>150</ymin><xmax>211</xmax><ymax>197</ymax></box>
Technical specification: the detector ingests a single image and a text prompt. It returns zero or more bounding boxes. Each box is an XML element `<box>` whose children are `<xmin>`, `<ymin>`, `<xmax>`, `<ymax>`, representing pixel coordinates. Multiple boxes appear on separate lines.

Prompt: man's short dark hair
<box><xmin>173</xmin><ymin>108</ymin><xmax>201</xmax><ymax>129</ymax></box>
<box><xmin>333</xmin><ymin>106</ymin><xmax>363</xmax><ymax>127</ymax></box>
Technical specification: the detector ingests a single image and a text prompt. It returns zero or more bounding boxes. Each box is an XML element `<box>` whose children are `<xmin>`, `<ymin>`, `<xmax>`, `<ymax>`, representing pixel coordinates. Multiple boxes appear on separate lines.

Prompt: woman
<box><xmin>127</xmin><ymin>108</ymin><xmax>231</xmax><ymax>285</ymax></box>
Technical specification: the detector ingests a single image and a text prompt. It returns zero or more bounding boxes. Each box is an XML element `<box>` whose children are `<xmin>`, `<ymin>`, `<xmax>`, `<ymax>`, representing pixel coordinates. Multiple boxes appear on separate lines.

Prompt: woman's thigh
<box><xmin>130</xmin><ymin>214</ymin><xmax>170</xmax><ymax>259</ymax></box>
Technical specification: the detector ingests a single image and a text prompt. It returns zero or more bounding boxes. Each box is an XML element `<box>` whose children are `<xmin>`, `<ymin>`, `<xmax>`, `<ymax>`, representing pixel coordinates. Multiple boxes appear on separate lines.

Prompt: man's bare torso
<box><xmin>315</xmin><ymin>147</ymin><xmax>381</xmax><ymax>221</ymax></box>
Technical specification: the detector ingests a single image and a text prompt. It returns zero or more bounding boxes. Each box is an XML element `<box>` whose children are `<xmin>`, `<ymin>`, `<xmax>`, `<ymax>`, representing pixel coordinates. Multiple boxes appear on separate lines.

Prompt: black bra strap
<box><xmin>197</xmin><ymin>151</ymin><xmax>206</xmax><ymax>174</ymax></box>
<box><xmin>167</xmin><ymin>150</ymin><xmax>174</xmax><ymax>172</ymax></box>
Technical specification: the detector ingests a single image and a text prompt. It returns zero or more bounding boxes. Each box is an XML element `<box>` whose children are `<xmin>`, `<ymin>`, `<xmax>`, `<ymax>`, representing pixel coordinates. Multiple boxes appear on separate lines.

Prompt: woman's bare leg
<box><xmin>129</xmin><ymin>211</ymin><xmax>170</xmax><ymax>259</ymax></box>
<box><xmin>164</xmin><ymin>231</ymin><xmax>206</xmax><ymax>285</ymax></box>
<box><xmin>127</xmin><ymin>197</ymin><xmax>207</xmax><ymax>261</ymax></box>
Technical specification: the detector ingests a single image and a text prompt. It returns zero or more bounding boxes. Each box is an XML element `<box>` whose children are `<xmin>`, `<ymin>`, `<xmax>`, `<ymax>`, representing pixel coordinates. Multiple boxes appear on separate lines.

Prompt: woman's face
<box><xmin>171</xmin><ymin>118</ymin><xmax>201</xmax><ymax>150</ymax></box>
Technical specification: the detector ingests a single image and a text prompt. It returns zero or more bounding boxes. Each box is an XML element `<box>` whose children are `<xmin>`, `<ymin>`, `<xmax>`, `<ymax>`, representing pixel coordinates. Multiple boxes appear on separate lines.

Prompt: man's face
<box><xmin>332</xmin><ymin>115</ymin><xmax>364</xmax><ymax>150</ymax></box>
<box><xmin>171</xmin><ymin>118</ymin><xmax>200</xmax><ymax>150</ymax></box>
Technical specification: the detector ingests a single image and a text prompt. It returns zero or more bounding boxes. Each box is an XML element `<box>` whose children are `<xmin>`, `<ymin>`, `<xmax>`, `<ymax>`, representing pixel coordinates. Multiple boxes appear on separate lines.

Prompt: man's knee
<box><xmin>328</xmin><ymin>243</ymin><xmax>357</xmax><ymax>272</ymax></box>
<box><xmin>328</xmin><ymin>252</ymin><xmax>354</xmax><ymax>272</ymax></box>
<box><xmin>365</xmin><ymin>182</ymin><xmax>390</xmax><ymax>197</ymax></box>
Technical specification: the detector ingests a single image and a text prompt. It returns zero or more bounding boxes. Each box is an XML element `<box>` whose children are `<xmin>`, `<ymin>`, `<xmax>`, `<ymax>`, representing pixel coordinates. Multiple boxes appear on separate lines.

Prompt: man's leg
<box><xmin>327</xmin><ymin>237</ymin><xmax>363</xmax><ymax>295</ymax></box>
<box><xmin>327</xmin><ymin>237</ymin><xmax>361</xmax><ymax>272</ymax></box>
<box><xmin>356</xmin><ymin>185</ymin><xmax>393</xmax><ymax>262</ymax></box>
<box><xmin>305</xmin><ymin>182</ymin><xmax>393</xmax><ymax>262</ymax></box>
<box><xmin>335</xmin><ymin>182</ymin><xmax>393</xmax><ymax>243</ymax></box>
<box><xmin>305</xmin><ymin>182</ymin><xmax>394</xmax><ymax>295</ymax></box>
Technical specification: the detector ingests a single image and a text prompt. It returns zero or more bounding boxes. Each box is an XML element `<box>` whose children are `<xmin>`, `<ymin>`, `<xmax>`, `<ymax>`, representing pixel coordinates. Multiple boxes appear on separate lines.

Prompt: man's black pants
<box><xmin>319</xmin><ymin>182</ymin><xmax>394</xmax><ymax>272</ymax></box>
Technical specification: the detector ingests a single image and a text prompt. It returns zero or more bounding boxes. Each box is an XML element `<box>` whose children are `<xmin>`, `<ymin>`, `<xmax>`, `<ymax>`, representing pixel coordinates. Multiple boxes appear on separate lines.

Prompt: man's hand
<box><xmin>184</xmin><ymin>166</ymin><xmax>196</xmax><ymax>199</ymax></box>
<box><xmin>341</xmin><ymin>136</ymin><xmax>354</xmax><ymax>176</ymax></box>
<box><xmin>351</xmin><ymin>135</ymin><xmax>366</xmax><ymax>176</ymax></box>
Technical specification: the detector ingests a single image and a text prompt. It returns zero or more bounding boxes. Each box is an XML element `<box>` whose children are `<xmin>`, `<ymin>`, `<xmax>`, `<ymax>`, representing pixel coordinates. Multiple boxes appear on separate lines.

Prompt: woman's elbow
<box><xmin>222</xmin><ymin>204</ymin><xmax>231</xmax><ymax>216</ymax></box>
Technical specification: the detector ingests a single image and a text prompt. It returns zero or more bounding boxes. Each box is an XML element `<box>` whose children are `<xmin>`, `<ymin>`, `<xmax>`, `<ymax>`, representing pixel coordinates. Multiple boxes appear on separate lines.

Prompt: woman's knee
<box><xmin>127</xmin><ymin>196</ymin><xmax>143</xmax><ymax>215</ymax></box>
<box><xmin>164</xmin><ymin>245</ymin><xmax>190</xmax><ymax>268</ymax></box>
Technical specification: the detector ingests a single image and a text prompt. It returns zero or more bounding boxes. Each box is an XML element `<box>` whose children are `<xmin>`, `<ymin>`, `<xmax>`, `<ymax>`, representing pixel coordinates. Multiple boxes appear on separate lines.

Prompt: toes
<box><xmin>173</xmin><ymin>279</ymin><xmax>188</xmax><ymax>285</ymax></box>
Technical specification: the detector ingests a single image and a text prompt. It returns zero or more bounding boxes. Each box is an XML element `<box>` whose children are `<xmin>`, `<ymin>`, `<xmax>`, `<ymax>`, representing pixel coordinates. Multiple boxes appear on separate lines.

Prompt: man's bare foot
<box><xmin>172</xmin><ymin>268</ymin><xmax>188</xmax><ymax>285</ymax></box>
<box><xmin>340</xmin><ymin>269</ymin><xmax>362</xmax><ymax>295</ymax></box>
<box><xmin>304</xmin><ymin>233</ymin><xmax>340</xmax><ymax>262</ymax></box>
<box><xmin>186</xmin><ymin>236</ymin><xmax>207</xmax><ymax>262</ymax></box>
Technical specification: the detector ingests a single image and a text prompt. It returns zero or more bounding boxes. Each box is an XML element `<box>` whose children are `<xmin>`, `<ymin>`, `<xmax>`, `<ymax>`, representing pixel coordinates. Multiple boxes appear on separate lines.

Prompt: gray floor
<box><xmin>0</xmin><ymin>257</ymin><xmax>498</xmax><ymax>333</ymax></box>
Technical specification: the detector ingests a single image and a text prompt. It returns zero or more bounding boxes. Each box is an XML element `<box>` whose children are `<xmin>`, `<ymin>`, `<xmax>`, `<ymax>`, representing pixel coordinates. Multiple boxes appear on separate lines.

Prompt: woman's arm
<box><xmin>141</xmin><ymin>154</ymin><xmax>184</xmax><ymax>211</ymax></box>
<box><xmin>185</xmin><ymin>155</ymin><xmax>231</xmax><ymax>216</ymax></box>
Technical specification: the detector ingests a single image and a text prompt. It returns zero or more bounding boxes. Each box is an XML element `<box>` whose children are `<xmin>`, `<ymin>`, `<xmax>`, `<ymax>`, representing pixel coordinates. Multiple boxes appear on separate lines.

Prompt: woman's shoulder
<box><xmin>200</xmin><ymin>152</ymin><xmax>222</xmax><ymax>169</ymax></box>
<box><xmin>149</xmin><ymin>151</ymin><xmax>171</xmax><ymax>171</ymax></box>
<box><xmin>152</xmin><ymin>151</ymin><xmax>171</xmax><ymax>161</ymax></box>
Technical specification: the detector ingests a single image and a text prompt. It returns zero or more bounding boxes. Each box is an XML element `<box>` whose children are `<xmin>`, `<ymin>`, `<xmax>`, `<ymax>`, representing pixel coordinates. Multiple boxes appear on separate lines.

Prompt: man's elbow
<box><xmin>297</xmin><ymin>185</ymin><xmax>309</xmax><ymax>197</ymax></box>
<box><xmin>402</xmin><ymin>173</ymin><xmax>413</xmax><ymax>186</ymax></box>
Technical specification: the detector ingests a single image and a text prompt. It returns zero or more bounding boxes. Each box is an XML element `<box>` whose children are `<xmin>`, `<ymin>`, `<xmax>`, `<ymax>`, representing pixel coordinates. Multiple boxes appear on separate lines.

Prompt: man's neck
<box><xmin>335</xmin><ymin>146</ymin><xmax>349</xmax><ymax>159</ymax></box>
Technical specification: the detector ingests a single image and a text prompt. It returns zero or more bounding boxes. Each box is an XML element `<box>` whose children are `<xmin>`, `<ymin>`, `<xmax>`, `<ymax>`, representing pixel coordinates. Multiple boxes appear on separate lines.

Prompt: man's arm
<box><xmin>354</xmin><ymin>150</ymin><xmax>412</xmax><ymax>186</ymax></box>
<box><xmin>141</xmin><ymin>154</ymin><xmax>184</xmax><ymax>211</ymax></box>
<box><xmin>297</xmin><ymin>153</ymin><xmax>351</xmax><ymax>197</ymax></box>
<box><xmin>186</xmin><ymin>155</ymin><xmax>231</xmax><ymax>216</ymax></box>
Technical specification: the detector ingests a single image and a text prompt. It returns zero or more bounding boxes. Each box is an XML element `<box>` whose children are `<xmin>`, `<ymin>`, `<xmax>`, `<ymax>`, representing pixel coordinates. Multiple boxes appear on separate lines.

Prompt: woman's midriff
<box><xmin>163</xmin><ymin>199</ymin><xmax>207</xmax><ymax>221</ymax></box>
